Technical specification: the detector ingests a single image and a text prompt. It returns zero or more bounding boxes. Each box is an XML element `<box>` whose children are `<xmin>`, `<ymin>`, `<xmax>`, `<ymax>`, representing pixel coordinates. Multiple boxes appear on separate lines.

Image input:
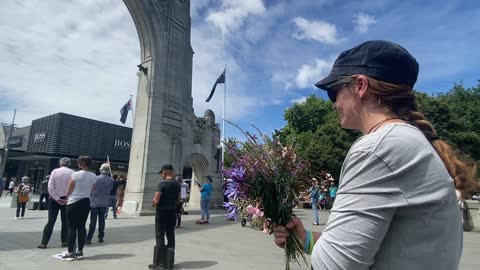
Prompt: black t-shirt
<box><xmin>110</xmin><ymin>180</ymin><xmax>119</xmax><ymax>196</ymax></box>
<box><xmin>156</xmin><ymin>178</ymin><xmax>181</xmax><ymax>211</ymax></box>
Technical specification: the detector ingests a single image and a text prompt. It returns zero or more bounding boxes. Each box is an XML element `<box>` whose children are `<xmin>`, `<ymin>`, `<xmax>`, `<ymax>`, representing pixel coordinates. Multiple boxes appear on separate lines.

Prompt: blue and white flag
<box><xmin>205</xmin><ymin>68</ymin><xmax>226</xmax><ymax>102</ymax></box>
<box><xmin>120</xmin><ymin>98</ymin><xmax>132</xmax><ymax>124</ymax></box>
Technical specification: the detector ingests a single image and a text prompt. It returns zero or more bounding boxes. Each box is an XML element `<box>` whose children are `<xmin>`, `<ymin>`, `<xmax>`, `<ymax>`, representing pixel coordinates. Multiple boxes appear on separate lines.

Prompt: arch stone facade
<box><xmin>122</xmin><ymin>0</ymin><xmax>221</xmax><ymax>215</ymax></box>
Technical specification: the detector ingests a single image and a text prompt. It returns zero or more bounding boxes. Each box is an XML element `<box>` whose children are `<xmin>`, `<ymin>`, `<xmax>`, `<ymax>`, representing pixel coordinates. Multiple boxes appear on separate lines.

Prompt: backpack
<box><xmin>21</xmin><ymin>185</ymin><xmax>31</xmax><ymax>196</ymax></box>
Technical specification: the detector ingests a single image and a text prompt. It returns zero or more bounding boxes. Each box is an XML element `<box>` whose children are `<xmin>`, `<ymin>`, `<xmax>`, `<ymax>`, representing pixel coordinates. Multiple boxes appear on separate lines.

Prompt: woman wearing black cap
<box><xmin>273</xmin><ymin>40</ymin><xmax>478</xmax><ymax>269</ymax></box>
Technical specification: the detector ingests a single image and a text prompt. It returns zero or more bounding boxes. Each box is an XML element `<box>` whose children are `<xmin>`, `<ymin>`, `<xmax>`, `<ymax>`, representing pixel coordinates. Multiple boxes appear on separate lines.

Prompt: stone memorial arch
<box><xmin>122</xmin><ymin>0</ymin><xmax>222</xmax><ymax>215</ymax></box>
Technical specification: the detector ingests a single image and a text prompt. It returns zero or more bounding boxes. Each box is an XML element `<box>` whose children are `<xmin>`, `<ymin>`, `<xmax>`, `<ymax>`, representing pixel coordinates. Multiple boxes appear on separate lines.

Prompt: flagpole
<box><xmin>221</xmin><ymin>66</ymin><xmax>227</xmax><ymax>173</ymax></box>
<box><xmin>107</xmin><ymin>155</ymin><xmax>113</xmax><ymax>177</ymax></box>
<box><xmin>0</xmin><ymin>109</ymin><xmax>16</xmax><ymax>179</ymax></box>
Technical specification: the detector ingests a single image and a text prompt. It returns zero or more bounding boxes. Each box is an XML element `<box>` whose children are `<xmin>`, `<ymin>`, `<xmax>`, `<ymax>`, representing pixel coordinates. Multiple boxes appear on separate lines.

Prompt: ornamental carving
<box><xmin>151</xmin><ymin>0</ymin><xmax>169</xmax><ymax>40</ymax></box>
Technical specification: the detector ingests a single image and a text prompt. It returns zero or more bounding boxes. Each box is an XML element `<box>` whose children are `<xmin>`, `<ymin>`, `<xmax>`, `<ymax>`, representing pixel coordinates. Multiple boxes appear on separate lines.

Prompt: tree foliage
<box><xmin>275</xmin><ymin>82</ymin><xmax>480</xmax><ymax>180</ymax></box>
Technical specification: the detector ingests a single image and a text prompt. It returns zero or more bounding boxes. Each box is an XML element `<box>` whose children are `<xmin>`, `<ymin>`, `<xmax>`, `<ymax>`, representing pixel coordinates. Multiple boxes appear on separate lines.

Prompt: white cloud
<box><xmin>295</xmin><ymin>59</ymin><xmax>332</xmax><ymax>88</ymax></box>
<box><xmin>191</xmin><ymin>0</ymin><xmax>212</xmax><ymax>18</ymax></box>
<box><xmin>0</xmin><ymin>0</ymin><xmax>139</xmax><ymax>127</ymax></box>
<box><xmin>190</xmin><ymin>24</ymin><xmax>262</xmax><ymax>122</ymax></box>
<box><xmin>353</xmin><ymin>13</ymin><xmax>377</xmax><ymax>33</ymax></box>
<box><xmin>206</xmin><ymin>0</ymin><xmax>266</xmax><ymax>36</ymax></box>
<box><xmin>0</xmin><ymin>0</ymin><xmax>265</xmax><ymax>129</ymax></box>
<box><xmin>292</xmin><ymin>17</ymin><xmax>341</xmax><ymax>44</ymax></box>
<box><xmin>272</xmin><ymin>73</ymin><xmax>295</xmax><ymax>90</ymax></box>
<box><xmin>291</xmin><ymin>96</ymin><xmax>307</xmax><ymax>104</ymax></box>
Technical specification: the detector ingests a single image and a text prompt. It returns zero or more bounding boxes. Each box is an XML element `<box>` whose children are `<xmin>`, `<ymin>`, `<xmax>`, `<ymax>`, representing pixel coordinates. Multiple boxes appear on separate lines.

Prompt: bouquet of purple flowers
<box><xmin>223</xmin><ymin>122</ymin><xmax>310</xmax><ymax>270</ymax></box>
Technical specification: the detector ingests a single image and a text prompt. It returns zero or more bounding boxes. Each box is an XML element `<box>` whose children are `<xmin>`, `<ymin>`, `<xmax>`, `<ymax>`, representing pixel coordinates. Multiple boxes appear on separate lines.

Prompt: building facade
<box><xmin>1</xmin><ymin>112</ymin><xmax>132</xmax><ymax>192</ymax></box>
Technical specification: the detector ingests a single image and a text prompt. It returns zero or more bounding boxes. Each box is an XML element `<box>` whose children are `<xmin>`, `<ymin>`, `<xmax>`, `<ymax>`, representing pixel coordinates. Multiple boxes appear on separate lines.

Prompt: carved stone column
<box><xmin>122</xmin><ymin>0</ymin><xmax>194</xmax><ymax>215</ymax></box>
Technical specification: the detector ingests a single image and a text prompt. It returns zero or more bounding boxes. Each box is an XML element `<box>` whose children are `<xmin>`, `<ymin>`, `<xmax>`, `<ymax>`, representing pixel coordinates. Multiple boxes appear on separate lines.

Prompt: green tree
<box><xmin>275</xmin><ymin>95</ymin><xmax>359</xmax><ymax>179</ymax></box>
<box><xmin>276</xmin><ymin>82</ymin><xmax>480</xmax><ymax>180</ymax></box>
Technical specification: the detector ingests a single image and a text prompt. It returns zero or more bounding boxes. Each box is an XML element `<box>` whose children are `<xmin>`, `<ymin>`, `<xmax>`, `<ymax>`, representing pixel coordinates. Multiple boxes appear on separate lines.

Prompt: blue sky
<box><xmin>0</xmin><ymin>0</ymin><xmax>479</xmax><ymax>140</ymax></box>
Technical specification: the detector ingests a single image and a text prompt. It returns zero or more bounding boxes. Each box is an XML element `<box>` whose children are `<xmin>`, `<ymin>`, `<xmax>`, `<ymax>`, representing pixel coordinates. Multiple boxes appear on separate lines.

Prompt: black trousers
<box><xmin>87</xmin><ymin>207</ymin><xmax>107</xmax><ymax>241</ymax></box>
<box><xmin>39</xmin><ymin>193</ymin><xmax>50</xmax><ymax>209</ymax></box>
<box><xmin>176</xmin><ymin>203</ymin><xmax>183</xmax><ymax>226</ymax></box>
<box><xmin>41</xmin><ymin>199</ymin><xmax>68</xmax><ymax>245</ymax></box>
<box><xmin>155</xmin><ymin>210</ymin><xmax>176</xmax><ymax>248</ymax></box>
<box><xmin>66</xmin><ymin>198</ymin><xmax>90</xmax><ymax>253</ymax></box>
<box><xmin>16</xmin><ymin>201</ymin><xmax>26</xmax><ymax>217</ymax></box>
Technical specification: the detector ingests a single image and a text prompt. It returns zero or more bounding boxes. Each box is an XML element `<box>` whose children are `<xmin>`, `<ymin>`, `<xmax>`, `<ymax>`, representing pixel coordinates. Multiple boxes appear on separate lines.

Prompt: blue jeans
<box><xmin>311</xmin><ymin>201</ymin><xmax>319</xmax><ymax>224</ymax></box>
<box><xmin>87</xmin><ymin>207</ymin><xmax>107</xmax><ymax>241</ymax></box>
<box><xmin>200</xmin><ymin>197</ymin><xmax>210</xmax><ymax>221</ymax></box>
<box><xmin>105</xmin><ymin>195</ymin><xmax>117</xmax><ymax>218</ymax></box>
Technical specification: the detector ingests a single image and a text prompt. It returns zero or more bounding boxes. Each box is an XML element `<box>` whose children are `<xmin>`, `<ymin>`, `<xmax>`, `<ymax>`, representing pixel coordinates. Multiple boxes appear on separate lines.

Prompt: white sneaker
<box><xmin>62</xmin><ymin>253</ymin><xmax>75</xmax><ymax>261</ymax></box>
<box><xmin>14</xmin><ymin>217</ymin><xmax>18</xmax><ymax>220</ymax></box>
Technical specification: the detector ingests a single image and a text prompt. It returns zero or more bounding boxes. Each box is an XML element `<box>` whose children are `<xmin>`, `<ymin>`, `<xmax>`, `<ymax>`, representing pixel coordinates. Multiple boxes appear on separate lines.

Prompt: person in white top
<box><xmin>62</xmin><ymin>155</ymin><xmax>96</xmax><ymax>261</ymax></box>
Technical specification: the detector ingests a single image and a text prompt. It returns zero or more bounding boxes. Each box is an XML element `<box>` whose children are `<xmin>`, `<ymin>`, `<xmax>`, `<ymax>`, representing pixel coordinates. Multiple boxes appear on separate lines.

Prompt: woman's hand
<box><xmin>273</xmin><ymin>216</ymin><xmax>307</xmax><ymax>248</ymax></box>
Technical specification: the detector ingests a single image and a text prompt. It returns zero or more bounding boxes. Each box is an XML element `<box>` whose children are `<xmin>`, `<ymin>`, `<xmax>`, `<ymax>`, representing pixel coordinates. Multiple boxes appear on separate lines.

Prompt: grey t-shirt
<box><xmin>312</xmin><ymin>123</ymin><xmax>462</xmax><ymax>270</ymax></box>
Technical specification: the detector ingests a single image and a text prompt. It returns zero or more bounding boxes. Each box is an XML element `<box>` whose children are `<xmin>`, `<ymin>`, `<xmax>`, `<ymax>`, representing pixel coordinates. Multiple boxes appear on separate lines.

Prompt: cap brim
<box><xmin>158</xmin><ymin>170</ymin><xmax>163</xmax><ymax>174</ymax></box>
<box><xmin>314</xmin><ymin>73</ymin><xmax>338</xmax><ymax>90</ymax></box>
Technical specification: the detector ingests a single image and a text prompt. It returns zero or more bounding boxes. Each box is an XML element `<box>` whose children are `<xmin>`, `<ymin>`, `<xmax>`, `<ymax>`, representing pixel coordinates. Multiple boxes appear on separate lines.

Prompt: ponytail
<box><xmin>404</xmin><ymin>110</ymin><xmax>478</xmax><ymax>197</ymax></box>
<box><xmin>367</xmin><ymin>77</ymin><xmax>479</xmax><ymax>197</ymax></box>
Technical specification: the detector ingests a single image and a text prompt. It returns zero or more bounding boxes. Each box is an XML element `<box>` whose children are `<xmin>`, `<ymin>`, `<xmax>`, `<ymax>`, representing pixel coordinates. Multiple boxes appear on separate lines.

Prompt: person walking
<box><xmin>175</xmin><ymin>175</ymin><xmax>186</xmax><ymax>228</ymax></box>
<box><xmin>196</xmin><ymin>176</ymin><xmax>213</xmax><ymax>225</ymax></box>
<box><xmin>15</xmin><ymin>176</ymin><xmax>31</xmax><ymax>219</ymax></box>
<box><xmin>86</xmin><ymin>163</ymin><xmax>113</xmax><ymax>245</ymax></box>
<box><xmin>307</xmin><ymin>178</ymin><xmax>320</xmax><ymax>226</ymax></box>
<box><xmin>116</xmin><ymin>174</ymin><xmax>126</xmax><ymax>215</ymax></box>
<box><xmin>181</xmin><ymin>178</ymin><xmax>190</xmax><ymax>208</ymax></box>
<box><xmin>105</xmin><ymin>174</ymin><xmax>119</xmax><ymax>219</ymax></box>
<box><xmin>38</xmin><ymin>158</ymin><xmax>73</xmax><ymax>249</ymax></box>
<box><xmin>328</xmin><ymin>182</ymin><xmax>337</xmax><ymax>204</ymax></box>
<box><xmin>149</xmin><ymin>164</ymin><xmax>181</xmax><ymax>270</ymax></box>
<box><xmin>7</xmin><ymin>178</ymin><xmax>15</xmax><ymax>196</ymax></box>
<box><xmin>273</xmin><ymin>40</ymin><xmax>479</xmax><ymax>269</ymax></box>
<box><xmin>39</xmin><ymin>175</ymin><xmax>50</xmax><ymax>210</ymax></box>
<box><xmin>62</xmin><ymin>155</ymin><xmax>96</xmax><ymax>261</ymax></box>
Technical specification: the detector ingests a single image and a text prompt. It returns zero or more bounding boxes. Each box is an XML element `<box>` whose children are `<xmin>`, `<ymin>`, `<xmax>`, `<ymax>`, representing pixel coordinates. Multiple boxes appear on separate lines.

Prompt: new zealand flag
<box><xmin>205</xmin><ymin>68</ymin><xmax>226</xmax><ymax>102</ymax></box>
<box><xmin>120</xmin><ymin>98</ymin><xmax>132</xmax><ymax>124</ymax></box>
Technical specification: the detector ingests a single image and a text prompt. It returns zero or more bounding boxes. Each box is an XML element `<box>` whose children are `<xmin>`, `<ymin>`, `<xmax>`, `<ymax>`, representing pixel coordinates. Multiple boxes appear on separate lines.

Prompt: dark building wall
<box><xmin>27</xmin><ymin>113</ymin><xmax>132</xmax><ymax>162</ymax></box>
<box><xmin>27</xmin><ymin>114</ymin><xmax>60</xmax><ymax>154</ymax></box>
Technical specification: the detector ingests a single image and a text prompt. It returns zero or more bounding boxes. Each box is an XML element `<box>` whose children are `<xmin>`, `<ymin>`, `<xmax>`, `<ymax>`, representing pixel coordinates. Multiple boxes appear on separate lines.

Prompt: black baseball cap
<box><xmin>315</xmin><ymin>40</ymin><xmax>419</xmax><ymax>101</ymax></box>
<box><xmin>158</xmin><ymin>164</ymin><xmax>173</xmax><ymax>174</ymax></box>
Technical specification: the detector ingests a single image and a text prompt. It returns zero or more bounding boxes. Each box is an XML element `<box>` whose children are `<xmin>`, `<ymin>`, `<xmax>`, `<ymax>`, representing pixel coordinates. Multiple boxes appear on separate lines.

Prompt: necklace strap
<box><xmin>367</xmin><ymin>118</ymin><xmax>402</xmax><ymax>134</ymax></box>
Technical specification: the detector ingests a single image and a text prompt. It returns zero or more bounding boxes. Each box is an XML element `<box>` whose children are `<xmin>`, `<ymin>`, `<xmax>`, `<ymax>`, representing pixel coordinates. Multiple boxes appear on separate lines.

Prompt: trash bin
<box><xmin>28</xmin><ymin>201</ymin><xmax>39</xmax><ymax>210</ymax></box>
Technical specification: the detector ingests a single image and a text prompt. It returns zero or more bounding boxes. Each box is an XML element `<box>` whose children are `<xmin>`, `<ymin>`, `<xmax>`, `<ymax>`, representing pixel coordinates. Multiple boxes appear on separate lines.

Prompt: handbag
<box><xmin>18</xmin><ymin>193</ymin><xmax>29</xmax><ymax>203</ymax></box>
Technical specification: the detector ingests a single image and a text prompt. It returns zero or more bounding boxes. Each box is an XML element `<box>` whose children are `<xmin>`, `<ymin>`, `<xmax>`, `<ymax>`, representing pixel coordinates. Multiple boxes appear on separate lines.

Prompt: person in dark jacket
<box><xmin>39</xmin><ymin>175</ymin><xmax>50</xmax><ymax>210</ymax></box>
<box><xmin>105</xmin><ymin>174</ymin><xmax>119</xmax><ymax>219</ymax></box>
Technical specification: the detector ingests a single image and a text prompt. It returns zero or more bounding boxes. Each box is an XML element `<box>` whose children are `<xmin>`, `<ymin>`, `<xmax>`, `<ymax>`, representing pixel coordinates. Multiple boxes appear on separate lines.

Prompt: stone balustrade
<box><xmin>465</xmin><ymin>200</ymin><xmax>480</xmax><ymax>231</ymax></box>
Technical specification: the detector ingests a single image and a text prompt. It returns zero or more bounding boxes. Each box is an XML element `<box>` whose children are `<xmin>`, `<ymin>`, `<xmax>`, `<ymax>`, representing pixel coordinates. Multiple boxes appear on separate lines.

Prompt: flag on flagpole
<box><xmin>120</xmin><ymin>98</ymin><xmax>132</xmax><ymax>124</ymax></box>
<box><xmin>205</xmin><ymin>68</ymin><xmax>226</xmax><ymax>102</ymax></box>
<box><xmin>106</xmin><ymin>155</ymin><xmax>113</xmax><ymax>177</ymax></box>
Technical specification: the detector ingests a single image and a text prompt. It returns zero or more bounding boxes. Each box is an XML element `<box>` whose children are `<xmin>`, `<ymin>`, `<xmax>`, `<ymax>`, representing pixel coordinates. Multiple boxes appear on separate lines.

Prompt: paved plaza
<box><xmin>0</xmin><ymin>194</ymin><xmax>479</xmax><ymax>270</ymax></box>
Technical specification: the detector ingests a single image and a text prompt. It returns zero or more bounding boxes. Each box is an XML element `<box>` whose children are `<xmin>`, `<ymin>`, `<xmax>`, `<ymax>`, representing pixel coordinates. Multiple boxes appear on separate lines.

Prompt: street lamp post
<box><xmin>0</xmin><ymin>109</ymin><xmax>16</xmax><ymax>179</ymax></box>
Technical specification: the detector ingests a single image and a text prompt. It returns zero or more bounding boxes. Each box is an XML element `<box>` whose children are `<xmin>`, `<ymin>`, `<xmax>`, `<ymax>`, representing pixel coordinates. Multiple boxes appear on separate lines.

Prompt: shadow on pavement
<box><xmin>0</xmin><ymin>215</ymin><xmax>238</xmax><ymax>251</ymax></box>
<box><xmin>84</xmin><ymin>253</ymin><xmax>135</xmax><ymax>260</ymax></box>
<box><xmin>175</xmin><ymin>260</ymin><xmax>218</xmax><ymax>269</ymax></box>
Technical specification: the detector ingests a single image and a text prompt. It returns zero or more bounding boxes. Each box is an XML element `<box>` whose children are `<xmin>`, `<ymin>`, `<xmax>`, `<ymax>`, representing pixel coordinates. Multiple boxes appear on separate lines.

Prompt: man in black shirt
<box><xmin>149</xmin><ymin>164</ymin><xmax>181</xmax><ymax>270</ymax></box>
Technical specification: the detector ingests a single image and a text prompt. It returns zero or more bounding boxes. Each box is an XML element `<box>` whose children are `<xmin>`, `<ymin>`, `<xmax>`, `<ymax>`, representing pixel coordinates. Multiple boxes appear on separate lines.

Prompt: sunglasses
<box><xmin>325</xmin><ymin>78</ymin><xmax>352</xmax><ymax>102</ymax></box>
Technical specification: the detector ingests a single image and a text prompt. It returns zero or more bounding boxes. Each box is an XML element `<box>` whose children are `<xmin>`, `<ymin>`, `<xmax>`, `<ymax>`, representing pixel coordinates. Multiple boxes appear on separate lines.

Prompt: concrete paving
<box><xmin>0</xmin><ymin>193</ymin><xmax>479</xmax><ymax>270</ymax></box>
